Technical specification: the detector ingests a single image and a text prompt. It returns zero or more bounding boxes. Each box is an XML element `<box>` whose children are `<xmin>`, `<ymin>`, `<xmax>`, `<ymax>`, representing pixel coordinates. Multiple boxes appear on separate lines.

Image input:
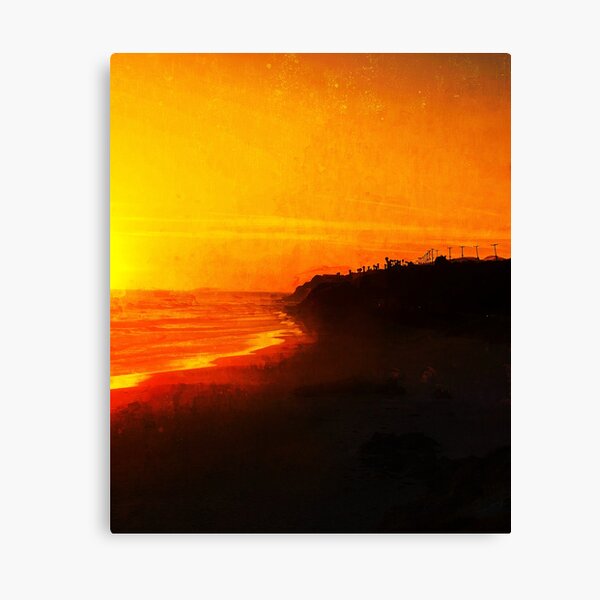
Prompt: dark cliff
<box><xmin>286</xmin><ymin>259</ymin><xmax>510</xmax><ymax>339</ymax></box>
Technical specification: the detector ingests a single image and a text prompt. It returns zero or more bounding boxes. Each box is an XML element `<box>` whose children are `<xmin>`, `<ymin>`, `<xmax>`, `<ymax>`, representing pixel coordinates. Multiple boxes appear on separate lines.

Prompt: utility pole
<box><xmin>474</xmin><ymin>244</ymin><xmax>480</xmax><ymax>260</ymax></box>
<box><xmin>447</xmin><ymin>246</ymin><xmax>452</xmax><ymax>260</ymax></box>
<box><xmin>491</xmin><ymin>243</ymin><xmax>498</xmax><ymax>260</ymax></box>
<box><xmin>460</xmin><ymin>245</ymin><xmax>465</xmax><ymax>259</ymax></box>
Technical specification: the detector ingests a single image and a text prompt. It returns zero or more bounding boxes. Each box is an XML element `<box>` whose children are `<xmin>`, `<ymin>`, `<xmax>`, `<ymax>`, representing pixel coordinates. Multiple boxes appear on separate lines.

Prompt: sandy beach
<box><xmin>111</xmin><ymin>298</ymin><xmax>510</xmax><ymax>532</ymax></box>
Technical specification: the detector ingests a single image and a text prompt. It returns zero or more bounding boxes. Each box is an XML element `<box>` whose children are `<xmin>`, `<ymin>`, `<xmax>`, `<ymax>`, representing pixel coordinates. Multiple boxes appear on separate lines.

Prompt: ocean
<box><xmin>110</xmin><ymin>289</ymin><xmax>303</xmax><ymax>389</ymax></box>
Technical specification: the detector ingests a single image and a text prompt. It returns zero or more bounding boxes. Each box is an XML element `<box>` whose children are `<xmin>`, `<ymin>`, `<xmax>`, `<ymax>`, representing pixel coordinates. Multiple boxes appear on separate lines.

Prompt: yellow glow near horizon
<box><xmin>111</xmin><ymin>53</ymin><xmax>510</xmax><ymax>291</ymax></box>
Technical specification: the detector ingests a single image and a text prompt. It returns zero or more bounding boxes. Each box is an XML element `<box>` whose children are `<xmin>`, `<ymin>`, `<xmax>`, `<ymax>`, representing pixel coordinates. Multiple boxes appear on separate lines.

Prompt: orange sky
<box><xmin>111</xmin><ymin>53</ymin><xmax>510</xmax><ymax>291</ymax></box>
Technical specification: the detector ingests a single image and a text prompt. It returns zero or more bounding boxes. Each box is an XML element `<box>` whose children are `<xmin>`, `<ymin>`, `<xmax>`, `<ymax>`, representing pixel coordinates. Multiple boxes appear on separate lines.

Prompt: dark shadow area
<box><xmin>111</xmin><ymin>260</ymin><xmax>510</xmax><ymax>533</ymax></box>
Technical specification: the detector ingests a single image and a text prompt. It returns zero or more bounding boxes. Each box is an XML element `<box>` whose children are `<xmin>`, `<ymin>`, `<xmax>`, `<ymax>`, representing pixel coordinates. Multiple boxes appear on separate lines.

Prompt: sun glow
<box><xmin>111</xmin><ymin>53</ymin><xmax>510</xmax><ymax>292</ymax></box>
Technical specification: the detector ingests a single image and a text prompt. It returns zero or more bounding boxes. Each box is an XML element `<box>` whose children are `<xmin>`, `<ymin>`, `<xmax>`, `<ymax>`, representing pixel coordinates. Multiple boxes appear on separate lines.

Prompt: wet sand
<box><xmin>111</xmin><ymin>321</ymin><xmax>510</xmax><ymax>533</ymax></box>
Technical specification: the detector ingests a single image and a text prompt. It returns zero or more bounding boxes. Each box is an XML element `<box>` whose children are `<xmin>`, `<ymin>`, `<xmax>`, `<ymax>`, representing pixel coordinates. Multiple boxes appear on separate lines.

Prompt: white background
<box><xmin>1</xmin><ymin>1</ymin><xmax>599</xmax><ymax>598</ymax></box>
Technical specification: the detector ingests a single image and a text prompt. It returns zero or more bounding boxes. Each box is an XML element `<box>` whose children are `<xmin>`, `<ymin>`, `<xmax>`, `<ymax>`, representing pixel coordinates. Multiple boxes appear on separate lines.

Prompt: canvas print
<box><xmin>110</xmin><ymin>53</ymin><xmax>510</xmax><ymax>533</ymax></box>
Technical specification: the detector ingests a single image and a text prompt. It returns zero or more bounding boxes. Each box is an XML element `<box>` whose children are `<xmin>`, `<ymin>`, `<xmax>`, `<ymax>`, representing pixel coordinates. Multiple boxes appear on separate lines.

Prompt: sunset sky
<box><xmin>111</xmin><ymin>53</ymin><xmax>510</xmax><ymax>291</ymax></box>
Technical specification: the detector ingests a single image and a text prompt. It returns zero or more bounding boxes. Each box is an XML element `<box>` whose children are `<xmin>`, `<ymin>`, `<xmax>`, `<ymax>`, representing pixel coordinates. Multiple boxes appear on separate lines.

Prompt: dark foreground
<box><xmin>111</xmin><ymin>260</ymin><xmax>510</xmax><ymax>533</ymax></box>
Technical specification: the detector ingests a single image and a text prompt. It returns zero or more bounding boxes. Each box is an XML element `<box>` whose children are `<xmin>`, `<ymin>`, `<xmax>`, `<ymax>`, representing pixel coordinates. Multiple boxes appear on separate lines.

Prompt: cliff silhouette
<box><xmin>286</xmin><ymin>258</ymin><xmax>510</xmax><ymax>340</ymax></box>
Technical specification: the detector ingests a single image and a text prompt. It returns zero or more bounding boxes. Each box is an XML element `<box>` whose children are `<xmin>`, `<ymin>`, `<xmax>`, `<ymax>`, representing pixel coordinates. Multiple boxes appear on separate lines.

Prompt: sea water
<box><xmin>110</xmin><ymin>289</ymin><xmax>302</xmax><ymax>389</ymax></box>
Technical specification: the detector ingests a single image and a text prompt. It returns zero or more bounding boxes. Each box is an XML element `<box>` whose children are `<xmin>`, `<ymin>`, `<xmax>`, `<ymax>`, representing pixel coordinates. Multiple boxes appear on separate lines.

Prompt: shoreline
<box><xmin>110</xmin><ymin>327</ymin><xmax>314</xmax><ymax>410</ymax></box>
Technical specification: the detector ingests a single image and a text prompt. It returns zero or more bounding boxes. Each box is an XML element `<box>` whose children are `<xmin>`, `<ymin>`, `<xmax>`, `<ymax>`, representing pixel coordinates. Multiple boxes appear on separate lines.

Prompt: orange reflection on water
<box><xmin>110</xmin><ymin>290</ymin><xmax>303</xmax><ymax>390</ymax></box>
<box><xmin>110</xmin><ymin>326</ymin><xmax>298</xmax><ymax>390</ymax></box>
